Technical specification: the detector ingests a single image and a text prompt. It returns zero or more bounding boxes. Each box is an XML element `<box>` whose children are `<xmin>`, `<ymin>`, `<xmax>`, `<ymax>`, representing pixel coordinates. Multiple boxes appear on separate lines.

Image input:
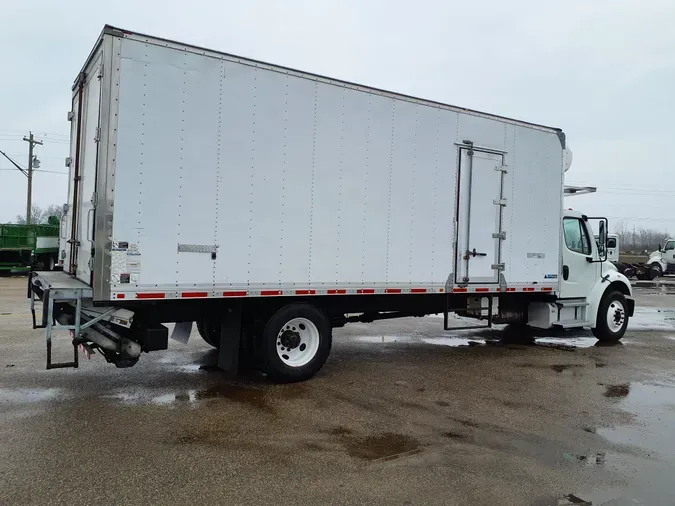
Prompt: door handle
<box><xmin>563</xmin><ymin>265</ymin><xmax>569</xmax><ymax>280</ymax></box>
<box><xmin>86</xmin><ymin>208</ymin><xmax>94</xmax><ymax>244</ymax></box>
<box><xmin>464</xmin><ymin>248</ymin><xmax>487</xmax><ymax>260</ymax></box>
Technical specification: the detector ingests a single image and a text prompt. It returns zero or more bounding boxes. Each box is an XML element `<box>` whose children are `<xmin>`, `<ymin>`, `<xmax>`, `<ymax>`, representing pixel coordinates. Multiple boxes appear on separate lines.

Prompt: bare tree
<box><xmin>15</xmin><ymin>204</ymin><xmax>65</xmax><ymax>225</ymax></box>
<box><xmin>614</xmin><ymin>220</ymin><xmax>670</xmax><ymax>253</ymax></box>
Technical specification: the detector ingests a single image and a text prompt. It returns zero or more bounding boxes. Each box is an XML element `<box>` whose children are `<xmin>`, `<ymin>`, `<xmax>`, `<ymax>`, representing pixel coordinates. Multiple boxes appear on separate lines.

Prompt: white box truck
<box><xmin>29</xmin><ymin>26</ymin><xmax>634</xmax><ymax>381</ymax></box>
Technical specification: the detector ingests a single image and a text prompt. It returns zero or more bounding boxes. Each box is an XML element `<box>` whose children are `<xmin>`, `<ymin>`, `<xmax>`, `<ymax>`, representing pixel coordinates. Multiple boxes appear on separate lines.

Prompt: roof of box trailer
<box><xmin>80</xmin><ymin>25</ymin><xmax>565</xmax><ymax>144</ymax></box>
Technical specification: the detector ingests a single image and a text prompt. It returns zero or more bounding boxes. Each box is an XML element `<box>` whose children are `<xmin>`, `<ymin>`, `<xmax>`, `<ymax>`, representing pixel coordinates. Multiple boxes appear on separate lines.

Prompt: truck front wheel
<box><xmin>592</xmin><ymin>291</ymin><xmax>628</xmax><ymax>342</ymax></box>
<box><xmin>257</xmin><ymin>303</ymin><xmax>332</xmax><ymax>383</ymax></box>
<box><xmin>648</xmin><ymin>263</ymin><xmax>663</xmax><ymax>280</ymax></box>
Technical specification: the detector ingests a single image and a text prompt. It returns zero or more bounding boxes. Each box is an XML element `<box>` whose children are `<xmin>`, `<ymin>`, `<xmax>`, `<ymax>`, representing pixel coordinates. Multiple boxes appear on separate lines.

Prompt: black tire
<box><xmin>592</xmin><ymin>290</ymin><xmax>629</xmax><ymax>342</ymax></box>
<box><xmin>196</xmin><ymin>319</ymin><xmax>220</xmax><ymax>349</ymax></box>
<box><xmin>256</xmin><ymin>303</ymin><xmax>332</xmax><ymax>383</ymax></box>
<box><xmin>648</xmin><ymin>263</ymin><xmax>662</xmax><ymax>280</ymax></box>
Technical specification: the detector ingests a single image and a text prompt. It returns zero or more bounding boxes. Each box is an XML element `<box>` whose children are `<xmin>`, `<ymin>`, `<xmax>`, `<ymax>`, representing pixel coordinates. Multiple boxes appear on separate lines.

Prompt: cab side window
<box><xmin>563</xmin><ymin>218</ymin><xmax>591</xmax><ymax>255</ymax></box>
<box><xmin>607</xmin><ymin>238</ymin><xmax>617</xmax><ymax>249</ymax></box>
<box><xmin>665</xmin><ymin>241</ymin><xmax>675</xmax><ymax>251</ymax></box>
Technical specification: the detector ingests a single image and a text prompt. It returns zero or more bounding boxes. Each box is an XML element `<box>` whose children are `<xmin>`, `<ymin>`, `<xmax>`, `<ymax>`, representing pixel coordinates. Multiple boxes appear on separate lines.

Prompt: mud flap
<box><xmin>625</xmin><ymin>297</ymin><xmax>635</xmax><ymax>317</ymax></box>
<box><xmin>170</xmin><ymin>322</ymin><xmax>193</xmax><ymax>344</ymax></box>
<box><xmin>218</xmin><ymin>303</ymin><xmax>243</xmax><ymax>376</ymax></box>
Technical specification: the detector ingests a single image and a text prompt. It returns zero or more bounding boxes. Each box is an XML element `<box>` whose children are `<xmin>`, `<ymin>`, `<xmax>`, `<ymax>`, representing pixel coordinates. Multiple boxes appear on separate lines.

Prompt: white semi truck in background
<box><xmin>28</xmin><ymin>26</ymin><xmax>634</xmax><ymax>381</ymax></box>
<box><xmin>598</xmin><ymin>233</ymin><xmax>673</xmax><ymax>280</ymax></box>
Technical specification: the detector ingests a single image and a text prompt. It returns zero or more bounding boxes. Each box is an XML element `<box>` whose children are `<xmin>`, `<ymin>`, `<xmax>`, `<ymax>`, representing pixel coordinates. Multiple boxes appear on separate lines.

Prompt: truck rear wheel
<box><xmin>592</xmin><ymin>290</ymin><xmax>628</xmax><ymax>342</ymax></box>
<box><xmin>257</xmin><ymin>303</ymin><xmax>332</xmax><ymax>383</ymax></box>
<box><xmin>196</xmin><ymin>319</ymin><xmax>220</xmax><ymax>349</ymax></box>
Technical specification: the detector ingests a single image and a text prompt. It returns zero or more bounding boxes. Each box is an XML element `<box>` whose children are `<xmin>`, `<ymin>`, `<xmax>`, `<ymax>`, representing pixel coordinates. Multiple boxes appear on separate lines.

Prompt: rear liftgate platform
<box><xmin>28</xmin><ymin>271</ymin><xmax>115</xmax><ymax>369</ymax></box>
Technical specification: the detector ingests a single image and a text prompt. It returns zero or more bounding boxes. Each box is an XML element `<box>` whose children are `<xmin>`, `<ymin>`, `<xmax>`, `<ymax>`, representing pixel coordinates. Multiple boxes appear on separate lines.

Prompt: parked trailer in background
<box><xmin>29</xmin><ymin>26</ymin><xmax>634</xmax><ymax>381</ymax></box>
<box><xmin>0</xmin><ymin>223</ymin><xmax>59</xmax><ymax>273</ymax></box>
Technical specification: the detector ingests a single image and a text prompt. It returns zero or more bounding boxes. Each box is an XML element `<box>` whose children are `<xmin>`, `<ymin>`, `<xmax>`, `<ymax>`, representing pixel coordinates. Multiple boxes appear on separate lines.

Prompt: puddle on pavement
<box><xmin>442</xmin><ymin>430</ymin><xmax>468</xmax><ymax>440</ymax></box>
<box><xmin>550</xmin><ymin>364</ymin><xmax>584</xmax><ymax>373</ymax></box>
<box><xmin>628</xmin><ymin>308</ymin><xmax>675</xmax><ymax>331</ymax></box>
<box><xmin>421</xmin><ymin>337</ymin><xmax>485</xmax><ymax>347</ymax></box>
<box><xmin>103</xmin><ymin>382</ymin><xmax>305</xmax><ymax>413</ymax></box>
<box><xmin>562</xmin><ymin>451</ymin><xmax>606</xmax><ymax>467</ymax></box>
<box><xmin>532</xmin><ymin>494</ymin><xmax>593</xmax><ymax>506</ymax></box>
<box><xmin>354</xmin><ymin>329</ymin><xmax>609</xmax><ymax>351</ymax></box>
<box><xmin>599</xmin><ymin>381</ymin><xmax>675</xmax><ymax>454</ymax></box>
<box><xmin>590</xmin><ymin>381</ymin><xmax>675</xmax><ymax>504</ymax></box>
<box><xmin>535</xmin><ymin>337</ymin><xmax>598</xmax><ymax>349</ymax></box>
<box><xmin>333</xmin><ymin>431</ymin><xmax>421</xmax><ymax>462</ymax></box>
<box><xmin>0</xmin><ymin>387</ymin><xmax>63</xmax><ymax>403</ymax></box>
<box><xmin>603</xmin><ymin>383</ymin><xmax>630</xmax><ymax>398</ymax></box>
<box><xmin>355</xmin><ymin>335</ymin><xmax>414</xmax><ymax>344</ymax></box>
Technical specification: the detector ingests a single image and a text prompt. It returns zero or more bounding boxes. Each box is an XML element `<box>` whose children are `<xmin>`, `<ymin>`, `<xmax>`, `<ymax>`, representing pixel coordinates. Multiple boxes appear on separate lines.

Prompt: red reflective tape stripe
<box><xmin>223</xmin><ymin>291</ymin><xmax>247</xmax><ymax>297</ymax></box>
<box><xmin>541</xmin><ymin>287</ymin><xmax>553</xmax><ymax>292</ymax></box>
<box><xmin>385</xmin><ymin>288</ymin><xmax>402</xmax><ymax>294</ymax></box>
<box><xmin>182</xmin><ymin>291</ymin><xmax>208</xmax><ymax>298</ymax></box>
<box><xmin>523</xmin><ymin>287</ymin><xmax>535</xmax><ymax>292</ymax></box>
<box><xmin>475</xmin><ymin>288</ymin><xmax>490</xmax><ymax>292</ymax></box>
<box><xmin>328</xmin><ymin>289</ymin><xmax>346</xmax><ymax>295</ymax></box>
<box><xmin>357</xmin><ymin>289</ymin><xmax>375</xmax><ymax>294</ymax></box>
<box><xmin>136</xmin><ymin>293</ymin><xmax>165</xmax><ymax>299</ymax></box>
<box><xmin>295</xmin><ymin>289</ymin><xmax>316</xmax><ymax>295</ymax></box>
<box><xmin>453</xmin><ymin>288</ymin><xmax>468</xmax><ymax>293</ymax></box>
<box><xmin>261</xmin><ymin>290</ymin><xmax>283</xmax><ymax>296</ymax></box>
<box><xmin>506</xmin><ymin>288</ymin><xmax>516</xmax><ymax>292</ymax></box>
<box><xmin>410</xmin><ymin>288</ymin><xmax>427</xmax><ymax>293</ymax></box>
<box><xmin>116</xmin><ymin>294</ymin><xmax>126</xmax><ymax>299</ymax></box>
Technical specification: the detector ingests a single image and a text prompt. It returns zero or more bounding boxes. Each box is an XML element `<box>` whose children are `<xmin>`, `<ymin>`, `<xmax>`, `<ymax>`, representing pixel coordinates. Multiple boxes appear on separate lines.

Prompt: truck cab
<box><xmin>527</xmin><ymin>210</ymin><xmax>634</xmax><ymax>341</ymax></box>
<box><xmin>594</xmin><ymin>233</ymin><xmax>619</xmax><ymax>264</ymax></box>
<box><xmin>648</xmin><ymin>239</ymin><xmax>675</xmax><ymax>277</ymax></box>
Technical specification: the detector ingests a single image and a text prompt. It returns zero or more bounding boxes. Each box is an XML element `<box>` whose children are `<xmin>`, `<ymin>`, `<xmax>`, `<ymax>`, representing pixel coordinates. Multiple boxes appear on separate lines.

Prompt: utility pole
<box><xmin>23</xmin><ymin>132</ymin><xmax>43</xmax><ymax>224</ymax></box>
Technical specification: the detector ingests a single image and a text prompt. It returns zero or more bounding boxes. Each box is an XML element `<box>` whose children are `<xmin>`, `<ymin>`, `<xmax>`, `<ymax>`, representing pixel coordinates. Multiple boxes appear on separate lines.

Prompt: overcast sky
<box><xmin>1</xmin><ymin>0</ymin><xmax>674</xmax><ymax>233</ymax></box>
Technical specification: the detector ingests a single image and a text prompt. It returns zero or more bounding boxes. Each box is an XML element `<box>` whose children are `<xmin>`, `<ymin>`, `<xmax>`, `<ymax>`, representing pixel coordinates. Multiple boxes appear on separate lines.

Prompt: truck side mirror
<box><xmin>659</xmin><ymin>244</ymin><xmax>663</xmax><ymax>252</ymax></box>
<box><xmin>598</xmin><ymin>221</ymin><xmax>607</xmax><ymax>261</ymax></box>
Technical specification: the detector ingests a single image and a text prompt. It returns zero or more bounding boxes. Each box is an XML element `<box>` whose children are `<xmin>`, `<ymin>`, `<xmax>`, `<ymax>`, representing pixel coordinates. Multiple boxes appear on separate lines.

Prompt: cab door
<box><xmin>662</xmin><ymin>240</ymin><xmax>675</xmax><ymax>273</ymax></box>
<box><xmin>560</xmin><ymin>217</ymin><xmax>598</xmax><ymax>299</ymax></box>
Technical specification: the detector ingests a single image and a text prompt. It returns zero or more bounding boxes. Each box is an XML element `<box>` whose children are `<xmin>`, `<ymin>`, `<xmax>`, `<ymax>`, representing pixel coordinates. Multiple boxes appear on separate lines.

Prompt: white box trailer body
<box><xmin>62</xmin><ymin>26</ymin><xmax>565</xmax><ymax>301</ymax></box>
<box><xmin>32</xmin><ymin>26</ymin><xmax>633</xmax><ymax>380</ymax></box>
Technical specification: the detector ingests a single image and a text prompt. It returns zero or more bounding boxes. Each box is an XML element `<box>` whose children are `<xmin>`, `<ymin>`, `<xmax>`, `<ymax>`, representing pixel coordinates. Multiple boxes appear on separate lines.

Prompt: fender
<box><xmin>586</xmin><ymin>265</ymin><xmax>634</xmax><ymax>328</ymax></box>
<box><xmin>647</xmin><ymin>254</ymin><xmax>667</xmax><ymax>270</ymax></box>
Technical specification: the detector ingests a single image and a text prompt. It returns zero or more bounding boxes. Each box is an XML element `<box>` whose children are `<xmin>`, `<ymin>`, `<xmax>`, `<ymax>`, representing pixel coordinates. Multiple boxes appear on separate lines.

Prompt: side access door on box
<box><xmin>455</xmin><ymin>145</ymin><xmax>507</xmax><ymax>285</ymax></box>
<box><xmin>65</xmin><ymin>50</ymin><xmax>104</xmax><ymax>286</ymax></box>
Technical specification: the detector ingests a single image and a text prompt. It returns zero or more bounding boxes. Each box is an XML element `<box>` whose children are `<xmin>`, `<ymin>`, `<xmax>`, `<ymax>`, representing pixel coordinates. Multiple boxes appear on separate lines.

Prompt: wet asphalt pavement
<box><xmin>2</xmin><ymin>277</ymin><xmax>675</xmax><ymax>505</ymax></box>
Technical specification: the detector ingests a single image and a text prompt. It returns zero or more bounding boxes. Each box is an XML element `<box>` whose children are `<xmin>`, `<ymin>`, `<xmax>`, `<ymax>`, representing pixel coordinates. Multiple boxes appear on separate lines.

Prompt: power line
<box><xmin>34</xmin><ymin>169</ymin><xmax>68</xmax><ymax>175</ymax></box>
<box><xmin>607</xmin><ymin>216</ymin><xmax>675</xmax><ymax>223</ymax></box>
<box><xmin>0</xmin><ymin>129</ymin><xmax>68</xmax><ymax>139</ymax></box>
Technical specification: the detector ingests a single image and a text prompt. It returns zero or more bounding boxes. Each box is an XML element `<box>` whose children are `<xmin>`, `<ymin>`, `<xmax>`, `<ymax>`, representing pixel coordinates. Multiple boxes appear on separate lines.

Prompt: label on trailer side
<box><xmin>111</xmin><ymin>241</ymin><xmax>142</xmax><ymax>284</ymax></box>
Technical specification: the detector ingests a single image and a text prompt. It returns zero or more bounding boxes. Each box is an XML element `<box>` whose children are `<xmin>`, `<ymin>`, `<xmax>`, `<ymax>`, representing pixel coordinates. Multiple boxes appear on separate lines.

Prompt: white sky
<box><xmin>1</xmin><ymin>0</ymin><xmax>674</xmax><ymax>232</ymax></box>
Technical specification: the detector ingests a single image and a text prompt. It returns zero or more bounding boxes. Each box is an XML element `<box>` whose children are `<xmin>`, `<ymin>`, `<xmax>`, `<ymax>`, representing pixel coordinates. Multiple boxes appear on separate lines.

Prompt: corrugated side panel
<box><xmin>109</xmin><ymin>37</ymin><xmax>561</xmax><ymax>297</ymax></box>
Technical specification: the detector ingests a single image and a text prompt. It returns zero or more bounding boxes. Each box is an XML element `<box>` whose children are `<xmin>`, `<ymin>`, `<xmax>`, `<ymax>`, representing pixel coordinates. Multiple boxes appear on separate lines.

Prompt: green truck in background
<box><xmin>0</xmin><ymin>219</ymin><xmax>60</xmax><ymax>273</ymax></box>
